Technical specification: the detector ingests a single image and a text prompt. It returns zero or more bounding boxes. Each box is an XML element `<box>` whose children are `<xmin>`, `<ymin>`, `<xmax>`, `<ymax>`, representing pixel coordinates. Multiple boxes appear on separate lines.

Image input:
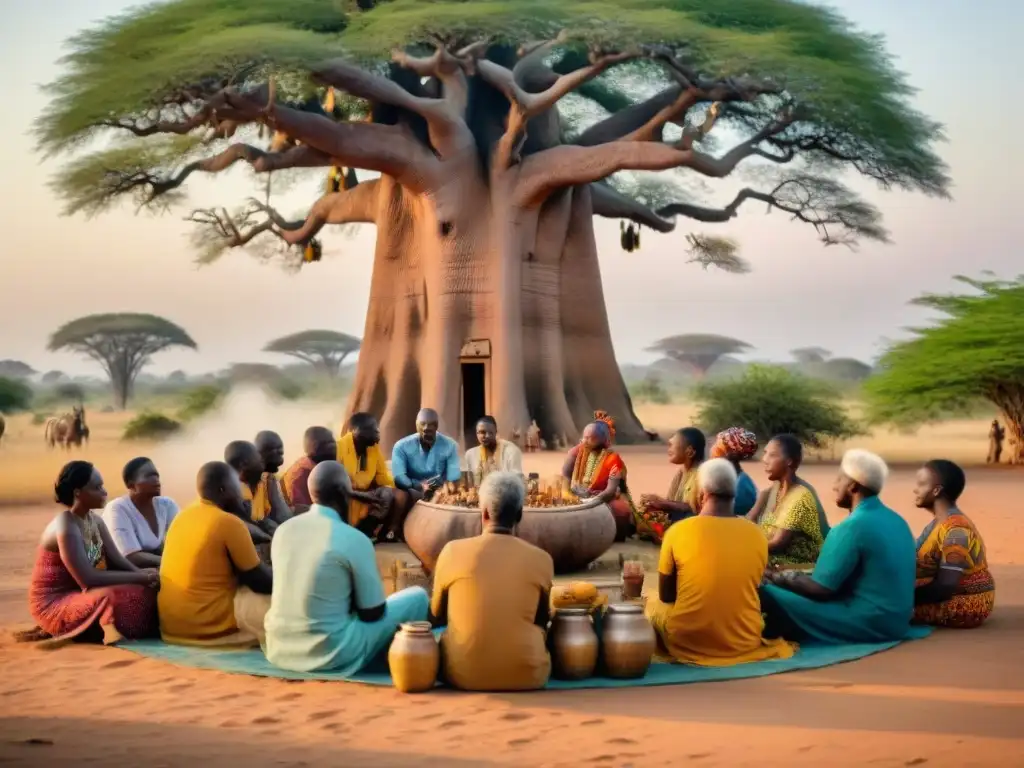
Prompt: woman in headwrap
<box><xmin>710</xmin><ymin>427</ymin><xmax>760</xmax><ymax>517</ymax></box>
<box><xmin>561</xmin><ymin>411</ymin><xmax>636</xmax><ymax>541</ymax></box>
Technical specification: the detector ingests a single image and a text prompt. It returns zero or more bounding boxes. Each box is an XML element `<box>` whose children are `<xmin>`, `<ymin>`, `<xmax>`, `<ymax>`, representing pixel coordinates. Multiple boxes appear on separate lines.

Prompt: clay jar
<box><xmin>549</xmin><ymin>608</ymin><xmax>599</xmax><ymax>680</ymax></box>
<box><xmin>388</xmin><ymin>621</ymin><xmax>439</xmax><ymax>693</ymax></box>
<box><xmin>600</xmin><ymin>603</ymin><xmax>656</xmax><ymax>679</ymax></box>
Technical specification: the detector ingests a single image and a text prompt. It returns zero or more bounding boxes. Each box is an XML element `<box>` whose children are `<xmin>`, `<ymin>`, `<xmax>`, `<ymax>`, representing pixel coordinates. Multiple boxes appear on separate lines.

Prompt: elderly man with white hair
<box><xmin>760</xmin><ymin>449</ymin><xmax>917</xmax><ymax>644</ymax></box>
<box><xmin>645</xmin><ymin>458</ymin><xmax>796</xmax><ymax>665</ymax></box>
<box><xmin>429</xmin><ymin>471</ymin><xmax>554</xmax><ymax>691</ymax></box>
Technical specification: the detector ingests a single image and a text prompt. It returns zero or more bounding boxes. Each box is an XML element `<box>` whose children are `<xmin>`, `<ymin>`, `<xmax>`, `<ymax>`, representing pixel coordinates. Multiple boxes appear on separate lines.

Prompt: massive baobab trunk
<box><xmin>343</xmin><ymin>167</ymin><xmax>646</xmax><ymax>449</ymax></box>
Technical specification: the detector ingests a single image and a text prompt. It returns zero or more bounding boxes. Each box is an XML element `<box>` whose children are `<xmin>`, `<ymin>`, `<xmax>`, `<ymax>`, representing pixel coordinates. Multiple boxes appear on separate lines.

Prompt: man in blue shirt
<box><xmin>759</xmin><ymin>449</ymin><xmax>917</xmax><ymax>644</ymax></box>
<box><xmin>391</xmin><ymin>408</ymin><xmax>462</xmax><ymax>501</ymax></box>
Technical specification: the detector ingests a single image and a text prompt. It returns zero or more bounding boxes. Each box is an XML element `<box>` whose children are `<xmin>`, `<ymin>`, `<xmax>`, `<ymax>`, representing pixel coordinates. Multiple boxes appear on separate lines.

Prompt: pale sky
<box><xmin>2</xmin><ymin>1</ymin><xmax>1021</xmax><ymax>377</ymax></box>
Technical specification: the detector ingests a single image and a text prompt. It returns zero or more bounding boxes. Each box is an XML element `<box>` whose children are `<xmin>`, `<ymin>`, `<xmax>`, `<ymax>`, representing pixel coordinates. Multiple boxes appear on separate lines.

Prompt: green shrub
<box><xmin>177</xmin><ymin>384</ymin><xmax>225</xmax><ymax>422</ymax></box>
<box><xmin>122</xmin><ymin>412</ymin><xmax>181</xmax><ymax>441</ymax></box>
<box><xmin>694</xmin><ymin>364</ymin><xmax>860</xmax><ymax>447</ymax></box>
<box><xmin>0</xmin><ymin>377</ymin><xmax>32</xmax><ymax>413</ymax></box>
<box><xmin>31</xmin><ymin>412</ymin><xmax>48</xmax><ymax>425</ymax></box>
<box><xmin>629</xmin><ymin>376</ymin><xmax>672</xmax><ymax>405</ymax></box>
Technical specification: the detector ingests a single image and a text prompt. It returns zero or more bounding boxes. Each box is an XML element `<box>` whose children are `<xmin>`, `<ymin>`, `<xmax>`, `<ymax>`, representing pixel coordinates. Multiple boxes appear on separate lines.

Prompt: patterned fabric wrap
<box><xmin>914</xmin><ymin>512</ymin><xmax>995</xmax><ymax>628</ymax></box>
<box><xmin>717</xmin><ymin>427</ymin><xmax>758</xmax><ymax>460</ymax></box>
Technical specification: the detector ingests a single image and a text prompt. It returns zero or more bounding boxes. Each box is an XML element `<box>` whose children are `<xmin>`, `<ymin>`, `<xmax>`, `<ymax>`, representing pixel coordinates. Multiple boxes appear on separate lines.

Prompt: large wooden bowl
<box><xmin>404</xmin><ymin>499</ymin><xmax>617</xmax><ymax>574</ymax></box>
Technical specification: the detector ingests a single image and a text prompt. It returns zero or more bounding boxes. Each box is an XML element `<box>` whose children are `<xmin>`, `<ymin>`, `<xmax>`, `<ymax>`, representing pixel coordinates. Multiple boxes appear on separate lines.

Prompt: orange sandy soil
<box><xmin>1</xmin><ymin>455</ymin><xmax>1022</xmax><ymax>766</ymax></box>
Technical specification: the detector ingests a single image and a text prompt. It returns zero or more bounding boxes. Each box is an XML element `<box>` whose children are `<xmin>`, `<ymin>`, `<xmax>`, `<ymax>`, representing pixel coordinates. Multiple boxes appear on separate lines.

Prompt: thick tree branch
<box><xmin>391</xmin><ymin>40</ymin><xmax>488</xmax><ymax>117</ymax></box>
<box><xmin>656</xmin><ymin>175</ymin><xmax>888</xmax><ymax>247</ymax></box>
<box><xmin>250</xmin><ymin>179</ymin><xmax>381</xmax><ymax>244</ymax></box>
<box><xmin>590</xmin><ymin>183</ymin><xmax>675</xmax><ymax>233</ymax></box>
<box><xmin>312</xmin><ymin>58</ymin><xmax>474</xmax><ymax>157</ymax></box>
<box><xmin>208</xmin><ymin>88</ymin><xmax>438</xmax><ymax>191</ymax></box>
<box><xmin>515</xmin><ymin>114</ymin><xmax>793</xmax><ymax>207</ymax></box>
<box><xmin>574</xmin><ymin>86</ymin><xmax>685</xmax><ymax>146</ymax></box>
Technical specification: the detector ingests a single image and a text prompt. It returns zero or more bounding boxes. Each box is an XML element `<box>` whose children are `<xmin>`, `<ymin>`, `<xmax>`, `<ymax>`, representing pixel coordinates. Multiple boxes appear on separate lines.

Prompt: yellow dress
<box><xmin>337</xmin><ymin>432</ymin><xmax>394</xmax><ymax>527</ymax></box>
<box><xmin>240</xmin><ymin>474</ymin><xmax>273</xmax><ymax>522</ymax></box>
<box><xmin>645</xmin><ymin>515</ymin><xmax>796</xmax><ymax>666</ymax></box>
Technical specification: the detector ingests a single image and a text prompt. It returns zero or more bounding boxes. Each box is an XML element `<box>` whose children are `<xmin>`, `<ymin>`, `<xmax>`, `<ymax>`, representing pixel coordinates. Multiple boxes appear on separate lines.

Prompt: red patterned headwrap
<box><xmin>717</xmin><ymin>427</ymin><xmax>758</xmax><ymax>459</ymax></box>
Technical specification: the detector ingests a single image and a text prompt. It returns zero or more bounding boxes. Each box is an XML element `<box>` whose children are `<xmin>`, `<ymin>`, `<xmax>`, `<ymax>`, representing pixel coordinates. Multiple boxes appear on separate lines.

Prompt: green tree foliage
<box><xmin>864</xmin><ymin>275</ymin><xmax>1024</xmax><ymax>462</ymax></box>
<box><xmin>0</xmin><ymin>377</ymin><xmax>33</xmax><ymax>413</ymax></box>
<box><xmin>177</xmin><ymin>384</ymin><xmax>226</xmax><ymax>422</ymax></box>
<box><xmin>123</xmin><ymin>412</ymin><xmax>183</xmax><ymax>441</ymax></box>
<box><xmin>48</xmin><ymin>314</ymin><xmax>197</xmax><ymax>410</ymax></box>
<box><xmin>38</xmin><ymin>0</ymin><xmax>948</xmax><ymax>263</ymax></box>
<box><xmin>263</xmin><ymin>329</ymin><xmax>361</xmax><ymax>376</ymax></box>
<box><xmin>695</xmin><ymin>364</ymin><xmax>859</xmax><ymax>447</ymax></box>
<box><xmin>647</xmin><ymin>334</ymin><xmax>751</xmax><ymax>378</ymax></box>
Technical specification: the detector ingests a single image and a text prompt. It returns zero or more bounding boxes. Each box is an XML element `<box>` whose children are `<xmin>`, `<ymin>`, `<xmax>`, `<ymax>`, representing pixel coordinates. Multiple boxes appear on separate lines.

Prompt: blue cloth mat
<box><xmin>122</xmin><ymin>626</ymin><xmax>931</xmax><ymax>690</ymax></box>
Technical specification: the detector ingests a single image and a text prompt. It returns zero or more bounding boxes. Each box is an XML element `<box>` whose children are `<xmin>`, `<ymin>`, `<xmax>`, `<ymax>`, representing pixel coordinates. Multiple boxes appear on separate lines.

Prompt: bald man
<box><xmin>159</xmin><ymin>462</ymin><xmax>273</xmax><ymax>647</ymax></box>
<box><xmin>263</xmin><ymin>461</ymin><xmax>430</xmax><ymax>674</ymax></box>
<box><xmin>280</xmin><ymin>426</ymin><xmax>337</xmax><ymax>511</ymax></box>
<box><xmin>390</xmin><ymin>408</ymin><xmax>461</xmax><ymax>500</ymax></box>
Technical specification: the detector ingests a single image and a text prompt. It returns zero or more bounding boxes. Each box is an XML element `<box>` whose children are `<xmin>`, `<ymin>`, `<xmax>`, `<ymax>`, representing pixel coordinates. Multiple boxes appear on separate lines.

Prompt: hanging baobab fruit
<box><xmin>635</xmin><ymin>224</ymin><xmax>641</xmax><ymax>250</ymax></box>
<box><xmin>303</xmin><ymin>238</ymin><xmax>323</xmax><ymax>264</ymax></box>
<box><xmin>325</xmin><ymin>166</ymin><xmax>343</xmax><ymax>194</ymax></box>
<box><xmin>619</xmin><ymin>221</ymin><xmax>639</xmax><ymax>253</ymax></box>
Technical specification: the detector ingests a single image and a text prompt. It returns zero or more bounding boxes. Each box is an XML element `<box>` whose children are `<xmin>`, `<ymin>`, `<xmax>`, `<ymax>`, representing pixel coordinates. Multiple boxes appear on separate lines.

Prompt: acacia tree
<box><xmin>48</xmin><ymin>314</ymin><xmax>197</xmax><ymax>409</ymax></box>
<box><xmin>0</xmin><ymin>361</ymin><xmax>36</xmax><ymax>380</ymax></box>
<box><xmin>264</xmin><ymin>329</ymin><xmax>361</xmax><ymax>376</ymax></box>
<box><xmin>865</xmin><ymin>275</ymin><xmax>1024</xmax><ymax>463</ymax></box>
<box><xmin>40</xmin><ymin>0</ymin><xmax>948</xmax><ymax>449</ymax></box>
<box><xmin>647</xmin><ymin>334</ymin><xmax>751</xmax><ymax>378</ymax></box>
<box><xmin>821</xmin><ymin>357</ymin><xmax>873</xmax><ymax>383</ymax></box>
<box><xmin>791</xmin><ymin>347</ymin><xmax>831</xmax><ymax>365</ymax></box>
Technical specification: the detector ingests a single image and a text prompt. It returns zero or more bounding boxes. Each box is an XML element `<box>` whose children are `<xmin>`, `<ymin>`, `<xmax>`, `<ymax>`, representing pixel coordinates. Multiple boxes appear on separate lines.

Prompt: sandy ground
<box><xmin>1</xmin><ymin>455</ymin><xmax>1023</xmax><ymax>766</ymax></box>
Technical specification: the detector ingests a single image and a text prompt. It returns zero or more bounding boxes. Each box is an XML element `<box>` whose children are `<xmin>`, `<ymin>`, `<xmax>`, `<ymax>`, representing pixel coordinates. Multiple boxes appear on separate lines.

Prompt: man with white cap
<box><xmin>759</xmin><ymin>449</ymin><xmax>917</xmax><ymax>644</ymax></box>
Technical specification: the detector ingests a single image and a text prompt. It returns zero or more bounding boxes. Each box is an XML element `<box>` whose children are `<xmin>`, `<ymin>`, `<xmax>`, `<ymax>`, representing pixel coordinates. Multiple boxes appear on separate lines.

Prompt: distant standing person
<box><xmin>280</xmin><ymin>426</ymin><xmax>338</xmax><ymax>512</ymax></box>
<box><xmin>987</xmin><ymin>420</ymin><xmax>1005</xmax><ymax>464</ymax></box>
<box><xmin>102</xmin><ymin>457</ymin><xmax>179</xmax><ymax>567</ymax></box>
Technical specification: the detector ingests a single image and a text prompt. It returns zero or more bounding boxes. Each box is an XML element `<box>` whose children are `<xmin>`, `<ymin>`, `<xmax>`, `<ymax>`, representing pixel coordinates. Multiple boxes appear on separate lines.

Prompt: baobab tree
<box><xmin>264</xmin><ymin>330</ymin><xmax>362</xmax><ymax>376</ymax></box>
<box><xmin>647</xmin><ymin>334</ymin><xmax>751</xmax><ymax>379</ymax></box>
<box><xmin>48</xmin><ymin>314</ymin><xmax>197</xmax><ymax>409</ymax></box>
<box><xmin>41</xmin><ymin>0</ymin><xmax>949</xmax><ymax>448</ymax></box>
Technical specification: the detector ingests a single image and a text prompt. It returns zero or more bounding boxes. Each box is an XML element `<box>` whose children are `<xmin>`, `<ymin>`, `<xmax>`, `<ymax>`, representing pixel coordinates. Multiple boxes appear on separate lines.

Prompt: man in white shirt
<box><xmin>463</xmin><ymin>416</ymin><xmax>524</xmax><ymax>486</ymax></box>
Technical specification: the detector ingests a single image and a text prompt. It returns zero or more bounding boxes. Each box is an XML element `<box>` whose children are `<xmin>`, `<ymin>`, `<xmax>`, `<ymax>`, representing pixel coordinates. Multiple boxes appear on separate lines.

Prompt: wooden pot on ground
<box><xmin>403</xmin><ymin>499</ymin><xmax>617</xmax><ymax>574</ymax></box>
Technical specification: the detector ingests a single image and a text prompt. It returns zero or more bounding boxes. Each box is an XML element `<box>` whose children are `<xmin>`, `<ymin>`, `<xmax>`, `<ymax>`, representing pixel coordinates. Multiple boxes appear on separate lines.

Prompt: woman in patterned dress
<box><xmin>635</xmin><ymin>427</ymin><xmax>707</xmax><ymax>543</ymax></box>
<box><xmin>748</xmin><ymin>434</ymin><xmax>828</xmax><ymax>569</ymax></box>
<box><xmin>28</xmin><ymin>461</ymin><xmax>160</xmax><ymax>644</ymax></box>
<box><xmin>561</xmin><ymin>411</ymin><xmax>636</xmax><ymax>541</ymax></box>
<box><xmin>709</xmin><ymin>427</ymin><xmax>760</xmax><ymax>517</ymax></box>
<box><xmin>912</xmin><ymin>459</ymin><xmax>995</xmax><ymax>628</ymax></box>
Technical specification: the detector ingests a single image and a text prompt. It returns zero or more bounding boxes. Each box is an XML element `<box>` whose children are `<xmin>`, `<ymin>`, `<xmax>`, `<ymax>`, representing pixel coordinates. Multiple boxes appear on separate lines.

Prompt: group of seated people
<box><xmin>25</xmin><ymin>406</ymin><xmax>995</xmax><ymax>691</ymax></box>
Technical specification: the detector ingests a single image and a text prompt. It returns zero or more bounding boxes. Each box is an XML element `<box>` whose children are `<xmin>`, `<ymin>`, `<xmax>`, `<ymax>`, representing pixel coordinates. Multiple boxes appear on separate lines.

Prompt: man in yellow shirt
<box><xmin>225</xmin><ymin>439</ymin><xmax>290</xmax><ymax>550</ymax></box>
<box><xmin>430</xmin><ymin>471</ymin><xmax>554</xmax><ymax>691</ymax></box>
<box><xmin>158</xmin><ymin>461</ymin><xmax>273</xmax><ymax>647</ymax></box>
<box><xmin>645</xmin><ymin>458</ymin><xmax>795</xmax><ymax>666</ymax></box>
<box><xmin>336</xmin><ymin>413</ymin><xmax>402</xmax><ymax>540</ymax></box>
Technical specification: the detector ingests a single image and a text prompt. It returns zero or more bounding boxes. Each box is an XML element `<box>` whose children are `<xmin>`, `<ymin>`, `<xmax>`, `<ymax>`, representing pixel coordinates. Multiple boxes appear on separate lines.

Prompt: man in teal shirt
<box><xmin>264</xmin><ymin>461</ymin><xmax>429</xmax><ymax>674</ymax></box>
<box><xmin>760</xmin><ymin>449</ymin><xmax>916</xmax><ymax>644</ymax></box>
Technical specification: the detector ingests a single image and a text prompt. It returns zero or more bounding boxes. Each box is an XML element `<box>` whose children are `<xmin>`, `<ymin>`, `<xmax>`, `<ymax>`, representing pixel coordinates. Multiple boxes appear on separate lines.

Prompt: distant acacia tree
<box><xmin>0</xmin><ymin>360</ymin><xmax>36</xmax><ymax>380</ymax></box>
<box><xmin>865</xmin><ymin>275</ymin><xmax>1024</xmax><ymax>463</ymax></box>
<box><xmin>791</xmin><ymin>347</ymin><xmax>831</xmax><ymax>365</ymax></box>
<box><xmin>41</xmin><ymin>370</ymin><xmax>68</xmax><ymax>384</ymax></box>
<box><xmin>647</xmin><ymin>334</ymin><xmax>751</xmax><ymax>379</ymax></box>
<box><xmin>264</xmin><ymin>330</ymin><xmax>361</xmax><ymax>377</ymax></box>
<box><xmin>822</xmin><ymin>357</ymin><xmax>873</xmax><ymax>383</ymax></box>
<box><xmin>48</xmin><ymin>314</ymin><xmax>197</xmax><ymax>409</ymax></box>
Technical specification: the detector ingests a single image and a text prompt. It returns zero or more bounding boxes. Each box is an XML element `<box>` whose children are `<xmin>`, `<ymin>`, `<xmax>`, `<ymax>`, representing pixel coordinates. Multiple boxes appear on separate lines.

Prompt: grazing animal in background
<box><xmin>44</xmin><ymin>406</ymin><xmax>88</xmax><ymax>450</ymax></box>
